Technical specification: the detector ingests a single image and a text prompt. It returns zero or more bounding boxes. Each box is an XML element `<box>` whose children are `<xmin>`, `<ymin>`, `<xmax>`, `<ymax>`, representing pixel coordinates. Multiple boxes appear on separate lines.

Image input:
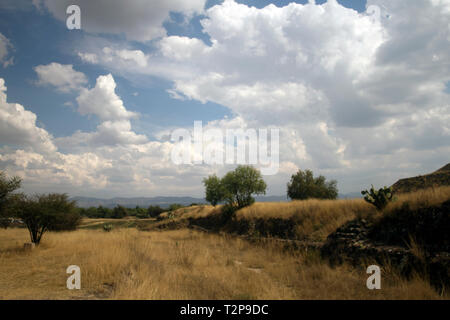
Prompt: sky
<box><xmin>0</xmin><ymin>0</ymin><xmax>449</xmax><ymax>198</ymax></box>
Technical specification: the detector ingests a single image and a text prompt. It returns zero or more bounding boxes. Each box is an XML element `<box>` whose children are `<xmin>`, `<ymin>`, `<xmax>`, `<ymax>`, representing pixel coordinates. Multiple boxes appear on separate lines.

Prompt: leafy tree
<box><xmin>221</xmin><ymin>165</ymin><xmax>267</xmax><ymax>209</ymax></box>
<box><xmin>97</xmin><ymin>206</ymin><xmax>112</xmax><ymax>218</ymax></box>
<box><xmin>147</xmin><ymin>205</ymin><xmax>165</xmax><ymax>218</ymax></box>
<box><xmin>16</xmin><ymin>193</ymin><xmax>77</xmax><ymax>245</ymax></box>
<box><xmin>203</xmin><ymin>174</ymin><xmax>226</xmax><ymax>206</ymax></box>
<box><xmin>134</xmin><ymin>206</ymin><xmax>147</xmax><ymax>217</ymax></box>
<box><xmin>48</xmin><ymin>209</ymin><xmax>81</xmax><ymax>231</ymax></box>
<box><xmin>80</xmin><ymin>206</ymin><xmax>100</xmax><ymax>218</ymax></box>
<box><xmin>0</xmin><ymin>171</ymin><xmax>22</xmax><ymax>219</ymax></box>
<box><xmin>112</xmin><ymin>205</ymin><xmax>128</xmax><ymax>219</ymax></box>
<box><xmin>287</xmin><ymin>169</ymin><xmax>338</xmax><ymax>200</ymax></box>
<box><xmin>203</xmin><ymin>166</ymin><xmax>267</xmax><ymax>210</ymax></box>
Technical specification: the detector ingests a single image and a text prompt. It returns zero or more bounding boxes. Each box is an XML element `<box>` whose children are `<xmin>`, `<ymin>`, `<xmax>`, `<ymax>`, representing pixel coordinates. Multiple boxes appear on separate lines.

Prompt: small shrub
<box><xmin>221</xmin><ymin>204</ymin><xmax>237</xmax><ymax>224</ymax></box>
<box><xmin>103</xmin><ymin>223</ymin><xmax>113</xmax><ymax>232</ymax></box>
<box><xmin>361</xmin><ymin>185</ymin><xmax>395</xmax><ymax>210</ymax></box>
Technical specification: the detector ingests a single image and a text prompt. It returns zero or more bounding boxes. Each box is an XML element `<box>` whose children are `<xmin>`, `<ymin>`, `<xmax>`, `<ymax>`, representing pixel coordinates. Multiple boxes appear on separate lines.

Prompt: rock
<box><xmin>321</xmin><ymin>217</ymin><xmax>450</xmax><ymax>293</ymax></box>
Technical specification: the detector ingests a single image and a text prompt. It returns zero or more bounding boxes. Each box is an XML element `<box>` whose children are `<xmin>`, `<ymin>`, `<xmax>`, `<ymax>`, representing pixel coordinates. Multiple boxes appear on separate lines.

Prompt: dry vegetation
<box><xmin>0</xmin><ymin>227</ymin><xmax>444</xmax><ymax>300</ymax></box>
<box><xmin>236</xmin><ymin>199</ymin><xmax>374</xmax><ymax>241</ymax></box>
<box><xmin>383</xmin><ymin>185</ymin><xmax>450</xmax><ymax>213</ymax></box>
<box><xmin>1</xmin><ymin>186</ymin><xmax>448</xmax><ymax>300</ymax></box>
<box><xmin>151</xmin><ymin>186</ymin><xmax>450</xmax><ymax>242</ymax></box>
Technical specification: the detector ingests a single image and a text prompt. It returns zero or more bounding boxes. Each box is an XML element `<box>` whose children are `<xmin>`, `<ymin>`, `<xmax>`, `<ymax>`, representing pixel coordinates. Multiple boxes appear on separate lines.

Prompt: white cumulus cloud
<box><xmin>34</xmin><ymin>63</ymin><xmax>88</xmax><ymax>92</ymax></box>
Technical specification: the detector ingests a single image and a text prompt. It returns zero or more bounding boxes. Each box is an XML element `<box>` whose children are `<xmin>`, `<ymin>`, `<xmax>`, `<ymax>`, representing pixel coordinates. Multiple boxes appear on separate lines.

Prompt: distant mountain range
<box><xmin>71</xmin><ymin>196</ymin><xmax>207</xmax><ymax>209</ymax></box>
<box><xmin>71</xmin><ymin>193</ymin><xmax>361</xmax><ymax>208</ymax></box>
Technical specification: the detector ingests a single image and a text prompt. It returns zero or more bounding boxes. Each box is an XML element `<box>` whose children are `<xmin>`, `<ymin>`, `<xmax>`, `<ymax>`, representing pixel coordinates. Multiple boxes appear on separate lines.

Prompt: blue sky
<box><xmin>0</xmin><ymin>0</ymin><xmax>449</xmax><ymax>198</ymax></box>
<box><xmin>0</xmin><ymin>2</ymin><xmax>232</xmax><ymax>139</ymax></box>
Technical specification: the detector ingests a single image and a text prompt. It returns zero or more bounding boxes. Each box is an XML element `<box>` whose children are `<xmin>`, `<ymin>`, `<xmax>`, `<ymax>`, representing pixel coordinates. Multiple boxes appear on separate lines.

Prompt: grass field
<box><xmin>0</xmin><ymin>227</ymin><xmax>444</xmax><ymax>300</ymax></box>
<box><xmin>1</xmin><ymin>186</ymin><xmax>449</xmax><ymax>300</ymax></box>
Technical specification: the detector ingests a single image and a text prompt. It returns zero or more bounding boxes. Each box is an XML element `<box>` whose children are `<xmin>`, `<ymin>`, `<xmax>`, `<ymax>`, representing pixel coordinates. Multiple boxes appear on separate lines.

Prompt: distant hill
<box><xmin>392</xmin><ymin>163</ymin><xmax>450</xmax><ymax>193</ymax></box>
<box><xmin>71</xmin><ymin>195</ymin><xmax>289</xmax><ymax>208</ymax></box>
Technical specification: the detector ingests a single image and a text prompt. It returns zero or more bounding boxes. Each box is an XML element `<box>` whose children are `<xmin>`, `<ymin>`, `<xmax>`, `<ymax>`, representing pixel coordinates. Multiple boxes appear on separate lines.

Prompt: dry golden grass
<box><xmin>160</xmin><ymin>205</ymin><xmax>219</xmax><ymax>219</ymax></box>
<box><xmin>150</xmin><ymin>186</ymin><xmax>449</xmax><ymax>241</ymax></box>
<box><xmin>0</xmin><ymin>228</ymin><xmax>445</xmax><ymax>300</ymax></box>
<box><xmin>236</xmin><ymin>199</ymin><xmax>375</xmax><ymax>241</ymax></box>
<box><xmin>384</xmin><ymin>185</ymin><xmax>450</xmax><ymax>213</ymax></box>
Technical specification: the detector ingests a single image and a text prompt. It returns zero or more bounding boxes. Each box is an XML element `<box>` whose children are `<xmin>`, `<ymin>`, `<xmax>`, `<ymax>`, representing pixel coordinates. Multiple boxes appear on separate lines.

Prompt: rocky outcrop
<box><xmin>321</xmin><ymin>218</ymin><xmax>450</xmax><ymax>291</ymax></box>
<box><xmin>392</xmin><ymin>163</ymin><xmax>450</xmax><ymax>193</ymax></box>
<box><xmin>321</xmin><ymin>219</ymin><xmax>408</xmax><ymax>265</ymax></box>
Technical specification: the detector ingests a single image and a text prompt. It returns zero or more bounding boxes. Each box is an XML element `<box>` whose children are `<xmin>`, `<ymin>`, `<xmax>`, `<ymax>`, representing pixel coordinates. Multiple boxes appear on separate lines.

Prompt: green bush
<box><xmin>103</xmin><ymin>223</ymin><xmax>113</xmax><ymax>232</ymax></box>
<box><xmin>361</xmin><ymin>185</ymin><xmax>394</xmax><ymax>211</ymax></box>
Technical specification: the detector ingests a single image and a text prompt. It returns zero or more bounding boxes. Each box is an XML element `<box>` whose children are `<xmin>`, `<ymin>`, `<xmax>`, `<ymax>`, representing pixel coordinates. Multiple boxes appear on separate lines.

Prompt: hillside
<box><xmin>391</xmin><ymin>163</ymin><xmax>450</xmax><ymax>193</ymax></box>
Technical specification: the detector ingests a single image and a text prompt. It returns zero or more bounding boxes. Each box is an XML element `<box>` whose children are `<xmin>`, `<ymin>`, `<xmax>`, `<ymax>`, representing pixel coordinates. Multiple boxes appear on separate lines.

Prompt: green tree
<box><xmin>16</xmin><ymin>193</ymin><xmax>77</xmax><ymax>245</ymax></box>
<box><xmin>203</xmin><ymin>174</ymin><xmax>226</xmax><ymax>206</ymax></box>
<box><xmin>147</xmin><ymin>205</ymin><xmax>165</xmax><ymax>218</ymax></box>
<box><xmin>0</xmin><ymin>171</ymin><xmax>22</xmax><ymax>229</ymax></box>
<box><xmin>221</xmin><ymin>165</ymin><xmax>267</xmax><ymax>209</ymax></box>
<box><xmin>287</xmin><ymin>169</ymin><xmax>338</xmax><ymax>200</ymax></box>
<box><xmin>97</xmin><ymin>206</ymin><xmax>112</xmax><ymax>218</ymax></box>
<box><xmin>0</xmin><ymin>171</ymin><xmax>22</xmax><ymax>215</ymax></box>
<box><xmin>112</xmin><ymin>205</ymin><xmax>128</xmax><ymax>219</ymax></box>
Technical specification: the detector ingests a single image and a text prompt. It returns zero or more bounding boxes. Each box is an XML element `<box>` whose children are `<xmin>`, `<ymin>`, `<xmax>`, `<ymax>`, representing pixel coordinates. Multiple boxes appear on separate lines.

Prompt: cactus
<box><xmin>103</xmin><ymin>223</ymin><xmax>113</xmax><ymax>232</ymax></box>
<box><xmin>361</xmin><ymin>185</ymin><xmax>395</xmax><ymax>211</ymax></box>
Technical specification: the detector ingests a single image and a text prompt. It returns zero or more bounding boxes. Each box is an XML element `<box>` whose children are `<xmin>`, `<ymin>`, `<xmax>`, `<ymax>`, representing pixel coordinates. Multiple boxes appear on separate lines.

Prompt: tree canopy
<box><xmin>0</xmin><ymin>171</ymin><xmax>22</xmax><ymax>217</ymax></box>
<box><xmin>203</xmin><ymin>174</ymin><xmax>226</xmax><ymax>207</ymax></box>
<box><xmin>287</xmin><ymin>169</ymin><xmax>338</xmax><ymax>200</ymax></box>
<box><xmin>16</xmin><ymin>193</ymin><xmax>78</xmax><ymax>244</ymax></box>
<box><xmin>203</xmin><ymin>165</ymin><xmax>267</xmax><ymax>209</ymax></box>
